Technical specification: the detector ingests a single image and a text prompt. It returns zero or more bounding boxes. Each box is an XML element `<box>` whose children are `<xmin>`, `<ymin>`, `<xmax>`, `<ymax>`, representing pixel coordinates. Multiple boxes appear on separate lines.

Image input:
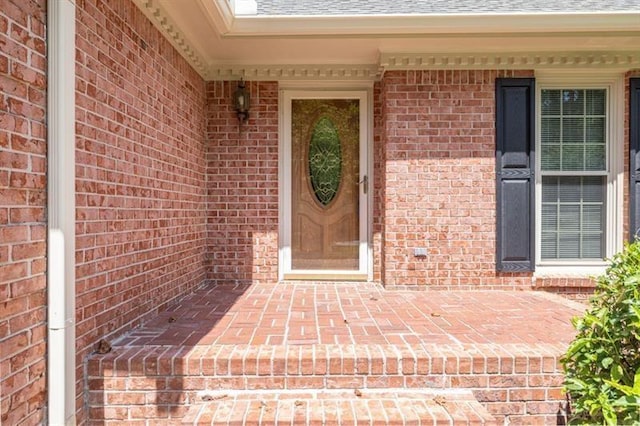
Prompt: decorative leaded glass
<box><xmin>308</xmin><ymin>116</ymin><xmax>342</xmax><ymax>206</ymax></box>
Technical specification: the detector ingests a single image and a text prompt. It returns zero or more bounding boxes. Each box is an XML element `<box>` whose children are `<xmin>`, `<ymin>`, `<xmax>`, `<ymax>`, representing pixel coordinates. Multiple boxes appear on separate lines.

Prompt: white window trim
<box><xmin>534</xmin><ymin>71</ymin><xmax>624</xmax><ymax>277</ymax></box>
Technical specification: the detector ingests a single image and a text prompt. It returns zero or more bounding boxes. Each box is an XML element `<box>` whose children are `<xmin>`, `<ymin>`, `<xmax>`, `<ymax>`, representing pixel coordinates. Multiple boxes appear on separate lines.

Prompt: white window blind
<box><xmin>540</xmin><ymin>89</ymin><xmax>607</xmax><ymax>260</ymax></box>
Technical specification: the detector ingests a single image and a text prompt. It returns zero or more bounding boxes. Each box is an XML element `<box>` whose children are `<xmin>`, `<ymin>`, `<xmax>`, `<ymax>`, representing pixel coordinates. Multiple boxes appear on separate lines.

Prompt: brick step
<box><xmin>182</xmin><ymin>389</ymin><xmax>496</xmax><ymax>425</ymax></box>
<box><xmin>89</xmin><ymin>343</ymin><xmax>563</xmax><ymax>383</ymax></box>
<box><xmin>88</xmin><ymin>343</ymin><xmax>565</xmax><ymax>424</ymax></box>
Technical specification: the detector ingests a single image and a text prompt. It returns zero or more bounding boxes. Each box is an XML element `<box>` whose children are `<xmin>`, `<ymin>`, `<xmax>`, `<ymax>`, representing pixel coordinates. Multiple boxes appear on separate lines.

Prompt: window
<box><xmin>536</xmin><ymin>77</ymin><xmax>623</xmax><ymax>268</ymax></box>
<box><xmin>540</xmin><ymin>89</ymin><xmax>607</xmax><ymax>260</ymax></box>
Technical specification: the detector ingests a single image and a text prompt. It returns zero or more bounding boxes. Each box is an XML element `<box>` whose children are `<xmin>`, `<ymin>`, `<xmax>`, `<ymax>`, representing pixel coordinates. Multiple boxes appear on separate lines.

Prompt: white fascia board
<box><xmin>227</xmin><ymin>12</ymin><xmax>640</xmax><ymax>37</ymax></box>
<box><xmin>203</xmin><ymin>0</ymin><xmax>235</xmax><ymax>34</ymax></box>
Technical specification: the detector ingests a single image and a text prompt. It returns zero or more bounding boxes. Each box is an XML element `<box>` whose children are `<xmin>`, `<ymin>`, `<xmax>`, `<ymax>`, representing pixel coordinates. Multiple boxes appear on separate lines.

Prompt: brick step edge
<box><xmin>181</xmin><ymin>389</ymin><xmax>497</xmax><ymax>425</ymax></box>
<box><xmin>88</xmin><ymin>343</ymin><xmax>566</xmax><ymax>378</ymax></box>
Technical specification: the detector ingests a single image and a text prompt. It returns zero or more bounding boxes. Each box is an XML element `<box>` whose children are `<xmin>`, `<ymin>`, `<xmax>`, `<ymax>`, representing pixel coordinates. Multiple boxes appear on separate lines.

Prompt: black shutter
<box><xmin>630</xmin><ymin>78</ymin><xmax>640</xmax><ymax>240</ymax></box>
<box><xmin>496</xmin><ymin>78</ymin><xmax>535</xmax><ymax>272</ymax></box>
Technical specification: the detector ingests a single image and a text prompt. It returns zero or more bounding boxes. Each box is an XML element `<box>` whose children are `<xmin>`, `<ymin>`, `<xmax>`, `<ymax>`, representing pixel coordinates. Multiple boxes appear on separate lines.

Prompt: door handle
<box><xmin>359</xmin><ymin>175</ymin><xmax>368</xmax><ymax>194</ymax></box>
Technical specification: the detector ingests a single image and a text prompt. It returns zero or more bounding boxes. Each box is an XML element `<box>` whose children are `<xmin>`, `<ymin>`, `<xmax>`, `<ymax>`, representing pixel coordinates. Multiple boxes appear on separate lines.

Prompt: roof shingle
<box><xmin>256</xmin><ymin>0</ymin><xmax>640</xmax><ymax>16</ymax></box>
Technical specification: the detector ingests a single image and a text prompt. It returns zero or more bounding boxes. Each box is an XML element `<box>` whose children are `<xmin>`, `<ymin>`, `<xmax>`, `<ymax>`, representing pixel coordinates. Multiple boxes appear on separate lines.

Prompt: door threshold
<box><xmin>282</xmin><ymin>273</ymin><xmax>368</xmax><ymax>281</ymax></box>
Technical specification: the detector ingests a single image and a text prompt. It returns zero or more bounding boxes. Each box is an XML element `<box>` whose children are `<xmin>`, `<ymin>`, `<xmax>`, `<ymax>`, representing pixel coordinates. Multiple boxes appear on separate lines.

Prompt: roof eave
<box><xmin>226</xmin><ymin>12</ymin><xmax>640</xmax><ymax>37</ymax></box>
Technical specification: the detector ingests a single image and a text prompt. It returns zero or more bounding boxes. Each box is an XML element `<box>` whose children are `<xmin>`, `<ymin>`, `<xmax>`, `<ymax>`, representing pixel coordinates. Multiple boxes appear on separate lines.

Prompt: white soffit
<box><xmin>133</xmin><ymin>0</ymin><xmax>640</xmax><ymax>81</ymax></box>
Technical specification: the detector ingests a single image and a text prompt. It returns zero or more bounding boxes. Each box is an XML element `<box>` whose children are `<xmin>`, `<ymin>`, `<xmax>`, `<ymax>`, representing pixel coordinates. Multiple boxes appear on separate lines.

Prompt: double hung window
<box><xmin>539</xmin><ymin>88</ymin><xmax>607</xmax><ymax>261</ymax></box>
<box><xmin>535</xmin><ymin>75</ymin><xmax>623</xmax><ymax>269</ymax></box>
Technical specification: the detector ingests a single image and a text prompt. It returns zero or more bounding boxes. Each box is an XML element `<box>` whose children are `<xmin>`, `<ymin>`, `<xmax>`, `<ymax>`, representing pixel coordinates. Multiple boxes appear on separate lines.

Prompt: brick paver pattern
<box><xmin>119</xmin><ymin>282</ymin><xmax>583</xmax><ymax>348</ymax></box>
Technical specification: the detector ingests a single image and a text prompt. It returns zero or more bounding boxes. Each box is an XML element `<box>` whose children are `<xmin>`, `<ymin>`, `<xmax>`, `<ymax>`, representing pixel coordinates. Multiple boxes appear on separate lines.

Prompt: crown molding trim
<box><xmin>133</xmin><ymin>0</ymin><xmax>210</xmax><ymax>78</ymax></box>
<box><xmin>380</xmin><ymin>52</ymin><xmax>640</xmax><ymax>70</ymax></box>
<box><xmin>133</xmin><ymin>1</ymin><xmax>640</xmax><ymax>81</ymax></box>
<box><xmin>207</xmin><ymin>64</ymin><xmax>385</xmax><ymax>81</ymax></box>
<box><xmin>206</xmin><ymin>52</ymin><xmax>640</xmax><ymax>81</ymax></box>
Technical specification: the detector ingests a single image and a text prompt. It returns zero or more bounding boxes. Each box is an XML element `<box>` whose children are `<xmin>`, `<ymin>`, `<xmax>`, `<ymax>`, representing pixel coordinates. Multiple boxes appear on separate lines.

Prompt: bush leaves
<box><xmin>562</xmin><ymin>242</ymin><xmax>640</xmax><ymax>425</ymax></box>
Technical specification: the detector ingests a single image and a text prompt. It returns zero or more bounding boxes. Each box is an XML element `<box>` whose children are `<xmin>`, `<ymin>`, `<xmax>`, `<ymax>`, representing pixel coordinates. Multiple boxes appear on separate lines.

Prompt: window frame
<box><xmin>534</xmin><ymin>72</ymin><xmax>624</xmax><ymax>275</ymax></box>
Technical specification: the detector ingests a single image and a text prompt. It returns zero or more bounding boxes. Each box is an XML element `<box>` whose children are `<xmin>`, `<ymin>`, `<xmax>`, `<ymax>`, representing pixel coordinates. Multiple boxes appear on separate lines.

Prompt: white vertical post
<box><xmin>47</xmin><ymin>0</ymin><xmax>76</xmax><ymax>424</ymax></box>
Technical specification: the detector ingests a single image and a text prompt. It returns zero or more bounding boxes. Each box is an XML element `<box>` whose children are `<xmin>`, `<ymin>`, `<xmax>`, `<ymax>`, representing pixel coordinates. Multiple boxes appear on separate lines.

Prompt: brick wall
<box><xmin>534</xmin><ymin>277</ymin><xmax>595</xmax><ymax>302</ymax></box>
<box><xmin>75</xmin><ymin>0</ymin><xmax>207</xmax><ymax>420</ymax></box>
<box><xmin>202</xmin><ymin>71</ymin><xmax>618</xmax><ymax>292</ymax></box>
<box><xmin>377</xmin><ymin>70</ymin><xmax>535</xmax><ymax>289</ymax></box>
<box><xmin>373</xmin><ymin>80</ymin><xmax>386</xmax><ymax>283</ymax></box>
<box><xmin>0</xmin><ymin>0</ymin><xmax>47</xmax><ymax>424</ymax></box>
<box><xmin>205</xmin><ymin>81</ymin><xmax>279</xmax><ymax>284</ymax></box>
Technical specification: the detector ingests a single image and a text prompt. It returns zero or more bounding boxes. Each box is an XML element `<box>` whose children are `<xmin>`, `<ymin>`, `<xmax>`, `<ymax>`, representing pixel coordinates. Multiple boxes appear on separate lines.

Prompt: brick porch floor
<box><xmin>88</xmin><ymin>282</ymin><xmax>585</xmax><ymax>424</ymax></box>
<box><xmin>117</xmin><ymin>283</ymin><xmax>582</xmax><ymax>347</ymax></box>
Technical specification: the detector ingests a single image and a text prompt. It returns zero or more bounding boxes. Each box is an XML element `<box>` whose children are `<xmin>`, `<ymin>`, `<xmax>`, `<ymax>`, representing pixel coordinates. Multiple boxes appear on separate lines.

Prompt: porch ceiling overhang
<box><xmin>133</xmin><ymin>0</ymin><xmax>640</xmax><ymax>80</ymax></box>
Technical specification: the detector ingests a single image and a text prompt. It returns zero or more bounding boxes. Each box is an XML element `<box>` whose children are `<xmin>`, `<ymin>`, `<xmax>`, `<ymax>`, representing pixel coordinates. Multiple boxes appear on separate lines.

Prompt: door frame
<box><xmin>278</xmin><ymin>87</ymin><xmax>373</xmax><ymax>281</ymax></box>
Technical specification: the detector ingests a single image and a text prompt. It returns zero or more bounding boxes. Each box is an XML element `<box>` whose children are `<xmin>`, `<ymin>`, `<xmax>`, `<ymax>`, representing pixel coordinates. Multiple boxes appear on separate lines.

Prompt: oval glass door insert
<box><xmin>308</xmin><ymin>116</ymin><xmax>342</xmax><ymax>206</ymax></box>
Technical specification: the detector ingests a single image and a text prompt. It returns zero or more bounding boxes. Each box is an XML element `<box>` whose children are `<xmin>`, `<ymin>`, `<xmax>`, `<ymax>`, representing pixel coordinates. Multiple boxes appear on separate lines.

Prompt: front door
<box><xmin>281</xmin><ymin>91</ymin><xmax>369</xmax><ymax>280</ymax></box>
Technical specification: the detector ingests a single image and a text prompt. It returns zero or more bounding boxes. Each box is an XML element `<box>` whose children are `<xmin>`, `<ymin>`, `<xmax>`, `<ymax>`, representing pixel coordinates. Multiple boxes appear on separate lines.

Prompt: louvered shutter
<box><xmin>630</xmin><ymin>78</ymin><xmax>640</xmax><ymax>240</ymax></box>
<box><xmin>496</xmin><ymin>78</ymin><xmax>535</xmax><ymax>271</ymax></box>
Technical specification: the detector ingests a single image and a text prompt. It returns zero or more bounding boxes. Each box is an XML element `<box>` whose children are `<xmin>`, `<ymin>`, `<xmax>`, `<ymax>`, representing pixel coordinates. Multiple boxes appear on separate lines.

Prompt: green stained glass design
<box><xmin>308</xmin><ymin>116</ymin><xmax>342</xmax><ymax>206</ymax></box>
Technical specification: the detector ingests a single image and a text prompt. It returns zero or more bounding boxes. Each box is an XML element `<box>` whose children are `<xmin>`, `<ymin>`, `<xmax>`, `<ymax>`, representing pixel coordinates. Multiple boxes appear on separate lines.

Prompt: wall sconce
<box><xmin>233</xmin><ymin>79</ymin><xmax>250</xmax><ymax>124</ymax></box>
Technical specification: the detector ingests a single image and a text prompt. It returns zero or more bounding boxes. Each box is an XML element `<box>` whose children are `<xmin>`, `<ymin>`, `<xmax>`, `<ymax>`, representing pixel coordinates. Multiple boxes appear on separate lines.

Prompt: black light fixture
<box><xmin>233</xmin><ymin>78</ymin><xmax>250</xmax><ymax>124</ymax></box>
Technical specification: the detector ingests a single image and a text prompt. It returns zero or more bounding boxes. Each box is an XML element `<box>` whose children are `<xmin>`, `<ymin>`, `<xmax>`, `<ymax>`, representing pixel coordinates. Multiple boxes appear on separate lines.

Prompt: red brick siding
<box><xmin>87</xmin><ymin>341</ymin><xmax>569</xmax><ymax>425</ymax></box>
<box><xmin>377</xmin><ymin>70</ymin><xmax>536</xmax><ymax>288</ymax></box>
<box><xmin>0</xmin><ymin>0</ymin><xmax>47</xmax><ymax>424</ymax></box>
<box><xmin>534</xmin><ymin>277</ymin><xmax>595</xmax><ymax>302</ymax></box>
<box><xmin>205</xmin><ymin>81</ymin><xmax>279</xmax><ymax>284</ymax></box>
<box><xmin>75</xmin><ymin>0</ymin><xmax>207</xmax><ymax>420</ymax></box>
<box><xmin>202</xmin><ymin>72</ymin><xmax>624</xmax><ymax>291</ymax></box>
<box><xmin>373</xmin><ymin>80</ymin><xmax>385</xmax><ymax>283</ymax></box>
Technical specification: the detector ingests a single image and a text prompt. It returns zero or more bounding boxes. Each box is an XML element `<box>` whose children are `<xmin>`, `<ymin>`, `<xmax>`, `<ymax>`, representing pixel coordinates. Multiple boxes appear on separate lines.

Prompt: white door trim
<box><xmin>278</xmin><ymin>89</ymin><xmax>373</xmax><ymax>281</ymax></box>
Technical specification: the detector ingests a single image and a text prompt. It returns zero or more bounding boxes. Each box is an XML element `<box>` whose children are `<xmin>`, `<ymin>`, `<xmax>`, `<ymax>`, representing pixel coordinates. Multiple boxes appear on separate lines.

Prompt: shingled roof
<box><xmin>256</xmin><ymin>0</ymin><xmax>640</xmax><ymax>15</ymax></box>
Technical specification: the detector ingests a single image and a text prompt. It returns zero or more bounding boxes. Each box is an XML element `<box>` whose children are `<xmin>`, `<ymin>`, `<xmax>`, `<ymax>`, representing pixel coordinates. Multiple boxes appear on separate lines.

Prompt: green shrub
<box><xmin>562</xmin><ymin>242</ymin><xmax>640</xmax><ymax>424</ymax></box>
